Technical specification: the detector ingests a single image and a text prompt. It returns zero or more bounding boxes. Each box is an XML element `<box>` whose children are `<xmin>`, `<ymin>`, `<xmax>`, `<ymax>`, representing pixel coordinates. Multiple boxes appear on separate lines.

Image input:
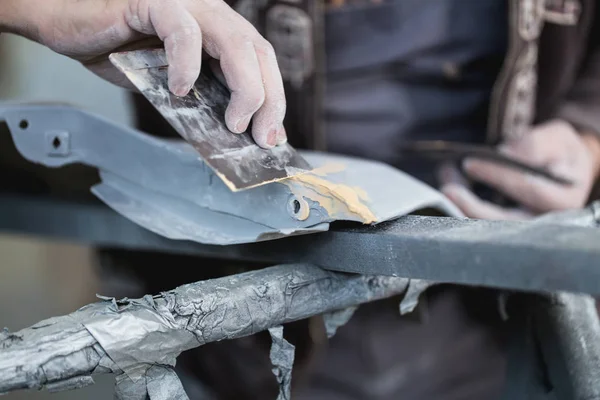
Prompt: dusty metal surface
<box><xmin>268</xmin><ymin>326</ymin><xmax>295</xmax><ymax>400</ymax></box>
<box><xmin>109</xmin><ymin>49</ymin><xmax>311</xmax><ymax>192</ymax></box>
<box><xmin>1</xmin><ymin>195</ymin><xmax>600</xmax><ymax>295</ymax></box>
<box><xmin>0</xmin><ymin>264</ymin><xmax>420</xmax><ymax>398</ymax></box>
<box><xmin>1</xmin><ymin>102</ymin><xmax>460</xmax><ymax>244</ymax></box>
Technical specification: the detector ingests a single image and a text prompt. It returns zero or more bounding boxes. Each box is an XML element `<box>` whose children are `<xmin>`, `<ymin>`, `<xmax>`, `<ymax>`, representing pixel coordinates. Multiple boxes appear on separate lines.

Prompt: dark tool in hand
<box><xmin>397</xmin><ymin>140</ymin><xmax>574</xmax><ymax>186</ymax></box>
<box><xmin>109</xmin><ymin>49</ymin><xmax>311</xmax><ymax>192</ymax></box>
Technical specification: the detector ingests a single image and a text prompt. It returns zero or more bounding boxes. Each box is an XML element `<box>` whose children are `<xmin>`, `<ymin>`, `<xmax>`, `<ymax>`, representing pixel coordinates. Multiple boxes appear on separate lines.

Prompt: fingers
<box><xmin>461</xmin><ymin>155</ymin><xmax>588</xmax><ymax>212</ymax></box>
<box><xmin>438</xmin><ymin>161</ymin><xmax>533</xmax><ymax>220</ymax></box>
<box><xmin>196</xmin><ymin>6</ymin><xmax>287</xmax><ymax>148</ymax></box>
<box><xmin>437</xmin><ymin>162</ymin><xmax>469</xmax><ymax>187</ymax></box>
<box><xmin>127</xmin><ymin>0</ymin><xmax>202</xmax><ymax>96</ymax></box>
<box><xmin>461</xmin><ymin>157</ymin><xmax>557</xmax><ymax>211</ymax></box>
<box><xmin>249</xmin><ymin>39</ymin><xmax>287</xmax><ymax>148</ymax></box>
<box><xmin>462</xmin><ymin>120</ymin><xmax>592</xmax><ymax>212</ymax></box>
<box><xmin>460</xmin><ymin>121</ymin><xmax>578</xmax><ymax>211</ymax></box>
<box><xmin>217</xmin><ymin>39</ymin><xmax>266</xmax><ymax>136</ymax></box>
<box><xmin>441</xmin><ymin>183</ymin><xmax>532</xmax><ymax>220</ymax></box>
<box><xmin>208</xmin><ymin>58</ymin><xmax>227</xmax><ymax>88</ymax></box>
<box><xmin>127</xmin><ymin>0</ymin><xmax>287</xmax><ymax>148</ymax></box>
<box><xmin>500</xmin><ymin>119</ymin><xmax>578</xmax><ymax>164</ymax></box>
<box><xmin>148</xmin><ymin>2</ymin><xmax>202</xmax><ymax>96</ymax></box>
<box><xmin>209</xmin><ymin>56</ymin><xmax>286</xmax><ymax>145</ymax></box>
<box><xmin>276</xmin><ymin>126</ymin><xmax>288</xmax><ymax>145</ymax></box>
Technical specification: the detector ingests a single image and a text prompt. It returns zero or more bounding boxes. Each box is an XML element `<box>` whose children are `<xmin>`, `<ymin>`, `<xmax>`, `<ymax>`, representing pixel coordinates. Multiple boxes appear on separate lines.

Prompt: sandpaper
<box><xmin>109</xmin><ymin>49</ymin><xmax>311</xmax><ymax>191</ymax></box>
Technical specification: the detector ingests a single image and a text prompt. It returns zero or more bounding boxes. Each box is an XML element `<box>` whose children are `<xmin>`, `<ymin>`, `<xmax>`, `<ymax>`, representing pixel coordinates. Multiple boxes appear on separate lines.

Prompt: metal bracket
<box><xmin>0</xmin><ymin>103</ymin><xmax>460</xmax><ymax>244</ymax></box>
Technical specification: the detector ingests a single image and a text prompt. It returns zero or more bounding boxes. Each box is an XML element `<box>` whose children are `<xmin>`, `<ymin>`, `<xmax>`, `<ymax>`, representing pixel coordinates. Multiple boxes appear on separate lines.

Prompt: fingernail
<box><xmin>235</xmin><ymin>115</ymin><xmax>252</xmax><ymax>134</ymax></box>
<box><xmin>170</xmin><ymin>81</ymin><xmax>192</xmax><ymax>97</ymax></box>
<box><xmin>276</xmin><ymin>127</ymin><xmax>287</xmax><ymax>145</ymax></box>
<box><xmin>267</xmin><ymin>128</ymin><xmax>278</xmax><ymax>147</ymax></box>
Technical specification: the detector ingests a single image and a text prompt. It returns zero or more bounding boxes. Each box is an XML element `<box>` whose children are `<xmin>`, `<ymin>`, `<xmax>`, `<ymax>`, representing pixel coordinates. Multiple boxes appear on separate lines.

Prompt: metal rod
<box><xmin>532</xmin><ymin>292</ymin><xmax>600</xmax><ymax>400</ymax></box>
<box><xmin>0</xmin><ymin>264</ymin><xmax>418</xmax><ymax>396</ymax></box>
<box><xmin>1</xmin><ymin>195</ymin><xmax>600</xmax><ymax>295</ymax></box>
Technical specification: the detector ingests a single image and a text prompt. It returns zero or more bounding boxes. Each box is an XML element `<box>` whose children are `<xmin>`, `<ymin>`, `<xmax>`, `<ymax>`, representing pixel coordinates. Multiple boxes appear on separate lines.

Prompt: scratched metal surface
<box><xmin>109</xmin><ymin>49</ymin><xmax>311</xmax><ymax>191</ymax></box>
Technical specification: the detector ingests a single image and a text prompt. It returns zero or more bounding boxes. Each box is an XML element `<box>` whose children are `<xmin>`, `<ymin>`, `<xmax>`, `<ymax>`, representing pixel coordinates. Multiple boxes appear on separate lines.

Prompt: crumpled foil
<box><xmin>1</xmin><ymin>264</ymin><xmax>425</xmax><ymax>400</ymax></box>
<box><xmin>114</xmin><ymin>365</ymin><xmax>190</xmax><ymax>400</ymax></box>
<box><xmin>399</xmin><ymin>280</ymin><xmax>432</xmax><ymax>315</ymax></box>
<box><xmin>323</xmin><ymin>307</ymin><xmax>358</xmax><ymax>338</ymax></box>
<box><xmin>269</xmin><ymin>326</ymin><xmax>295</xmax><ymax>400</ymax></box>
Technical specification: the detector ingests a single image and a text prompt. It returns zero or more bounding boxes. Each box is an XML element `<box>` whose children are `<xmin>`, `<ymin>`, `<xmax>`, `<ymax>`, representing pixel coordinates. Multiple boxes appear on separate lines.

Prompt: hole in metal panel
<box><xmin>293</xmin><ymin>199</ymin><xmax>301</xmax><ymax>214</ymax></box>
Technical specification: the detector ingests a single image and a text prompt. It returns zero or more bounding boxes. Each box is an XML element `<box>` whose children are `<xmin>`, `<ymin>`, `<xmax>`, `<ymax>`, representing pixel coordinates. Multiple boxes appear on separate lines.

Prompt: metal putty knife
<box><xmin>109</xmin><ymin>48</ymin><xmax>311</xmax><ymax>192</ymax></box>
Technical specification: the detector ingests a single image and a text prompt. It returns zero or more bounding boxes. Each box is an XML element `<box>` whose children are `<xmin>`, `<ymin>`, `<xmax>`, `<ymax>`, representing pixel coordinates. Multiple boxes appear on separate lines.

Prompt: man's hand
<box><xmin>1</xmin><ymin>0</ymin><xmax>286</xmax><ymax>148</ymax></box>
<box><xmin>440</xmin><ymin>120</ymin><xmax>600</xmax><ymax>220</ymax></box>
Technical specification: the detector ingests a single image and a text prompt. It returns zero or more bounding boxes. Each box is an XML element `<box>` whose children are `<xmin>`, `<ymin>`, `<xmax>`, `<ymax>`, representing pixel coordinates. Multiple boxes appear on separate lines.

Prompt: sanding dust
<box><xmin>284</xmin><ymin>163</ymin><xmax>377</xmax><ymax>224</ymax></box>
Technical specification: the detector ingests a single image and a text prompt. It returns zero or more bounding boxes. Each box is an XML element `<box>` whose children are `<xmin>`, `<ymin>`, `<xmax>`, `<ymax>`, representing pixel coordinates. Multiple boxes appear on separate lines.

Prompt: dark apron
<box><xmin>323</xmin><ymin>0</ymin><xmax>508</xmax><ymax>185</ymax></box>
<box><xmin>98</xmin><ymin>2</ymin><xmax>512</xmax><ymax>399</ymax></box>
<box><xmin>287</xmin><ymin>4</ymin><xmax>510</xmax><ymax>398</ymax></box>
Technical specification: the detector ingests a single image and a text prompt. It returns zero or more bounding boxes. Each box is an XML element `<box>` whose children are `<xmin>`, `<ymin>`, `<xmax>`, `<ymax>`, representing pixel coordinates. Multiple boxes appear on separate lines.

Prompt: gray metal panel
<box><xmin>1</xmin><ymin>103</ymin><xmax>463</xmax><ymax>245</ymax></box>
<box><xmin>93</xmin><ymin>171</ymin><xmax>329</xmax><ymax>245</ymax></box>
<box><xmin>1</xmin><ymin>103</ymin><xmax>321</xmax><ymax>230</ymax></box>
<box><xmin>300</xmin><ymin>151</ymin><xmax>462</xmax><ymax>220</ymax></box>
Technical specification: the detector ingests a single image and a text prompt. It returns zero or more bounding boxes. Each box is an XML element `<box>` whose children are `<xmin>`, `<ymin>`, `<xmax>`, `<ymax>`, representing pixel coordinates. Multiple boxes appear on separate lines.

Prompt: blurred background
<box><xmin>0</xmin><ymin>34</ymin><xmax>135</xmax><ymax>399</ymax></box>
